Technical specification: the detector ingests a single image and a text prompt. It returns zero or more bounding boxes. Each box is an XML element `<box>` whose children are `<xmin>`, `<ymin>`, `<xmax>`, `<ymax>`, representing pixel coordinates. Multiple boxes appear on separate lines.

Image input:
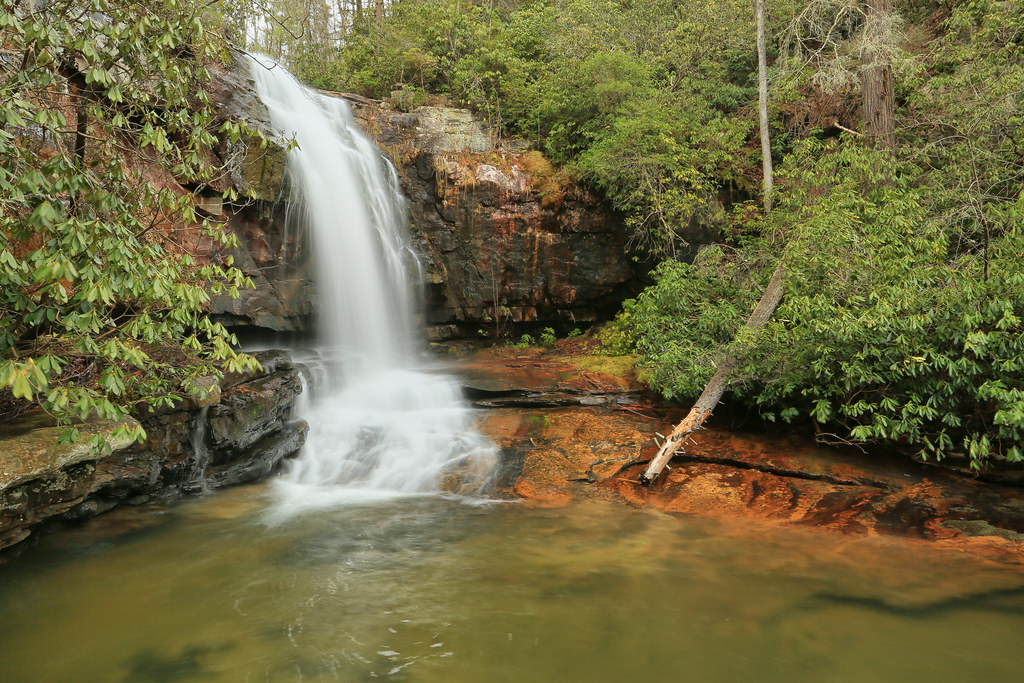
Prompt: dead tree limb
<box><xmin>637</xmin><ymin>0</ymin><xmax>786</xmax><ymax>486</ymax></box>
<box><xmin>638</xmin><ymin>263</ymin><xmax>786</xmax><ymax>485</ymax></box>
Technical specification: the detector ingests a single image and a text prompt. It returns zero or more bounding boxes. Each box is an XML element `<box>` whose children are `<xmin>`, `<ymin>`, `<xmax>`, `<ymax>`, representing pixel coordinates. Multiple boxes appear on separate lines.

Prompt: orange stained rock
<box><xmin>463</xmin><ymin>346</ymin><xmax>1024</xmax><ymax>565</ymax></box>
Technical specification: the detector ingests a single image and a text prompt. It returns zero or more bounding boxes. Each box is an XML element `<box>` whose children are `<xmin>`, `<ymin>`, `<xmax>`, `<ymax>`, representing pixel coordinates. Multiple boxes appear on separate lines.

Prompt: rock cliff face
<box><xmin>205</xmin><ymin>59</ymin><xmax>638</xmax><ymax>339</ymax></box>
<box><xmin>203</xmin><ymin>59</ymin><xmax>315</xmax><ymax>334</ymax></box>
<box><xmin>0</xmin><ymin>350</ymin><xmax>307</xmax><ymax>553</ymax></box>
<box><xmin>353</xmin><ymin>102</ymin><xmax>638</xmax><ymax>338</ymax></box>
<box><xmin>209</xmin><ymin>200</ymin><xmax>315</xmax><ymax>333</ymax></box>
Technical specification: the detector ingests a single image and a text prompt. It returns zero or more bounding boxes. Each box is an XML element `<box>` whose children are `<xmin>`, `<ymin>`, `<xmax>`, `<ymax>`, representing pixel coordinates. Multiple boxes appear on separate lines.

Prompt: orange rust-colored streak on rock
<box><xmin>463</xmin><ymin>347</ymin><xmax>1024</xmax><ymax>564</ymax></box>
<box><xmin>596</xmin><ymin>429</ymin><xmax>1024</xmax><ymax>563</ymax></box>
<box><xmin>479</xmin><ymin>407</ymin><xmax>663</xmax><ymax>505</ymax></box>
<box><xmin>512</xmin><ymin>478</ymin><xmax>573</xmax><ymax>506</ymax></box>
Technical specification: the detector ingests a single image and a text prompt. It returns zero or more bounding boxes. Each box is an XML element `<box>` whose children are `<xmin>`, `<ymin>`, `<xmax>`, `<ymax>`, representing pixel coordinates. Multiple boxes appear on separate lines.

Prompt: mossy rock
<box><xmin>226</xmin><ymin>133</ymin><xmax>289</xmax><ymax>202</ymax></box>
<box><xmin>562</xmin><ymin>354</ymin><xmax>639</xmax><ymax>381</ymax></box>
<box><xmin>0</xmin><ymin>417</ymin><xmax>140</xmax><ymax>493</ymax></box>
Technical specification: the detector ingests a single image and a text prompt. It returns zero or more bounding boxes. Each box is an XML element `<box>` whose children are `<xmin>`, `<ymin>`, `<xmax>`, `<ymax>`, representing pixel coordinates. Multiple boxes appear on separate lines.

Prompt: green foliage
<box><xmin>902</xmin><ymin>0</ymin><xmax>1024</xmax><ymax>263</ymax></box>
<box><xmin>575</xmin><ymin>95</ymin><xmax>745</xmax><ymax>254</ymax></box>
<box><xmin>0</xmin><ymin>0</ymin><xmax>259</xmax><ymax>443</ymax></box>
<box><xmin>598</xmin><ymin>312</ymin><xmax>636</xmax><ymax>357</ymax></box>
<box><xmin>602</xmin><ymin>0</ymin><xmax>1024</xmax><ymax>469</ymax></box>
<box><xmin>507</xmin><ymin>327</ymin><xmax>580</xmax><ymax>349</ymax></box>
<box><xmin>259</xmin><ymin>0</ymin><xmax>763</xmax><ymax>255</ymax></box>
<box><xmin>626</xmin><ymin>247</ymin><xmax>764</xmax><ymax>400</ymax></box>
<box><xmin>626</xmin><ymin>136</ymin><xmax>1024</xmax><ymax>468</ymax></box>
<box><xmin>213</xmin><ymin>0</ymin><xmax>1024</xmax><ymax>470</ymax></box>
<box><xmin>508</xmin><ymin>333</ymin><xmax>534</xmax><ymax>349</ymax></box>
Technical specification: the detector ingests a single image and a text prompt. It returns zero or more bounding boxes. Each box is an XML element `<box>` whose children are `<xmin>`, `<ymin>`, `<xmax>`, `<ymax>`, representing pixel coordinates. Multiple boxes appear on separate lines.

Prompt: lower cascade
<box><xmin>247</xmin><ymin>56</ymin><xmax>497</xmax><ymax>513</ymax></box>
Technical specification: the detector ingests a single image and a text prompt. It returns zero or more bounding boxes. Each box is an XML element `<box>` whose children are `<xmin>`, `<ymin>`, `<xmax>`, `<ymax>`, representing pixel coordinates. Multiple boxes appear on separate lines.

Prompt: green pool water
<box><xmin>1</xmin><ymin>486</ymin><xmax>1023</xmax><ymax>682</ymax></box>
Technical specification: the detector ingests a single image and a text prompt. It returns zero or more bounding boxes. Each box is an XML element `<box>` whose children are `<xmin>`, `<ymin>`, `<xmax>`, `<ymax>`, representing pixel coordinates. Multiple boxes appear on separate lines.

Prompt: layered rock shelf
<box><xmin>5</xmin><ymin>344</ymin><xmax>1024</xmax><ymax>566</ymax></box>
<box><xmin>467</xmin><ymin>347</ymin><xmax>1024</xmax><ymax>565</ymax></box>
<box><xmin>0</xmin><ymin>350</ymin><xmax>307</xmax><ymax>554</ymax></box>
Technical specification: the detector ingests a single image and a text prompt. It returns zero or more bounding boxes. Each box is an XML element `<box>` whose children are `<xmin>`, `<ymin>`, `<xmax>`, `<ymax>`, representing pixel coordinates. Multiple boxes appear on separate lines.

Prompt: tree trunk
<box><xmin>639</xmin><ymin>263</ymin><xmax>786</xmax><ymax>485</ymax></box>
<box><xmin>757</xmin><ymin>0</ymin><xmax>774</xmax><ymax>212</ymax></box>
<box><xmin>861</xmin><ymin>0</ymin><xmax>895</xmax><ymax>149</ymax></box>
<box><xmin>637</xmin><ymin>0</ymin><xmax>785</xmax><ymax>485</ymax></box>
<box><xmin>65</xmin><ymin>69</ymin><xmax>88</xmax><ymax>217</ymax></box>
<box><xmin>336</xmin><ymin>0</ymin><xmax>349</xmax><ymax>37</ymax></box>
<box><xmin>70</xmin><ymin>97</ymin><xmax>87</xmax><ymax>215</ymax></box>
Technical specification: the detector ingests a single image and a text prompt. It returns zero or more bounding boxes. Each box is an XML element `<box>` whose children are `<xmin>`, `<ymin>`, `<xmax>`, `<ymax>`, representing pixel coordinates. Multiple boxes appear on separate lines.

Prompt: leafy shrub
<box><xmin>508</xmin><ymin>334</ymin><xmax>534</xmax><ymax>349</ymax></box>
<box><xmin>0</xmin><ymin>0</ymin><xmax>258</xmax><ymax>446</ymax></box>
<box><xmin>624</xmin><ymin>141</ymin><xmax>1024</xmax><ymax>468</ymax></box>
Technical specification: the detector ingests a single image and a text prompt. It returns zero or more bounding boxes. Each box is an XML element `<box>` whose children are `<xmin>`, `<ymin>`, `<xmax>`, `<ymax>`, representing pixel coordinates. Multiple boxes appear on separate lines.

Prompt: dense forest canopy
<box><xmin>2</xmin><ymin>0</ymin><xmax>1022</xmax><ymax>469</ymax></box>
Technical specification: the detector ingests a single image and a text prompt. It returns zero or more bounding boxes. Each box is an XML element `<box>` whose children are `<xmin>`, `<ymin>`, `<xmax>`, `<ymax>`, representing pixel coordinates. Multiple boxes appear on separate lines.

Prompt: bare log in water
<box><xmin>639</xmin><ymin>263</ymin><xmax>786</xmax><ymax>485</ymax></box>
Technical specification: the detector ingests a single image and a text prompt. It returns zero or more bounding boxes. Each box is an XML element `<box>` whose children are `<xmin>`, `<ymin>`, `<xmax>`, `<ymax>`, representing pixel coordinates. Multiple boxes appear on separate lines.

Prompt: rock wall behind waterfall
<box><xmin>204</xmin><ymin>59</ymin><xmax>640</xmax><ymax>339</ymax></box>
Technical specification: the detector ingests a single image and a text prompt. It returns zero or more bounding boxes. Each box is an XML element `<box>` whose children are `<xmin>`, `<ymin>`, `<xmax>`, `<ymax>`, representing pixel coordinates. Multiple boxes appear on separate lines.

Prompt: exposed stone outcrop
<box><xmin>0</xmin><ymin>350</ymin><xmax>307</xmax><ymax>553</ymax></box>
<box><xmin>405</xmin><ymin>106</ymin><xmax>491</xmax><ymax>154</ymax></box>
<box><xmin>207</xmin><ymin>55</ymin><xmax>289</xmax><ymax>202</ymax></box>
<box><xmin>201</xmin><ymin>57</ymin><xmax>315</xmax><ymax>333</ymax></box>
<box><xmin>468</xmin><ymin>347</ymin><xmax>1024</xmax><ymax>564</ymax></box>
<box><xmin>353</xmin><ymin>102</ymin><xmax>638</xmax><ymax>338</ymax></box>
<box><xmin>208</xmin><ymin>199</ymin><xmax>314</xmax><ymax>332</ymax></box>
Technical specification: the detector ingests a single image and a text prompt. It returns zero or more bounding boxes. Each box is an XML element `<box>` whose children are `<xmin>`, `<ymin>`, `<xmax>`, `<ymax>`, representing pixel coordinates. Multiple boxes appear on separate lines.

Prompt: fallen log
<box><xmin>639</xmin><ymin>263</ymin><xmax>786</xmax><ymax>485</ymax></box>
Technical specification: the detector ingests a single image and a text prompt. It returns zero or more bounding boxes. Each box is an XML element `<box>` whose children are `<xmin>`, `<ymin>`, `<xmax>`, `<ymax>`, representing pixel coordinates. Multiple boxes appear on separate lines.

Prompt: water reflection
<box><xmin>1</xmin><ymin>487</ymin><xmax>1023</xmax><ymax>682</ymax></box>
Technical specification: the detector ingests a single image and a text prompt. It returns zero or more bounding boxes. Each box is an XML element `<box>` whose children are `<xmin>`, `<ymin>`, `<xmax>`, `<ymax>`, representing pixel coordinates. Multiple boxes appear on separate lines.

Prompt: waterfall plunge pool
<box><xmin>2</xmin><ymin>486</ymin><xmax>1023</xmax><ymax>682</ymax></box>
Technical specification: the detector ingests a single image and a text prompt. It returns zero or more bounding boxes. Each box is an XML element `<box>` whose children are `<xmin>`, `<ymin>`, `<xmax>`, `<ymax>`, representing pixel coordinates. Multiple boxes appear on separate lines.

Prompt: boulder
<box><xmin>208</xmin><ymin>368</ymin><xmax>303</xmax><ymax>454</ymax></box>
<box><xmin>0</xmin><ymin>418</ymin><xmax>139</xmax><ymax>550</ymax></box>
<box><xmin>406</xmin><ymin>106</ymin><xmax>491</xmax><ymax>154</ymax></box>
<box><xmin>0</xmin><ymin>417</ymin><xmax>139</xmax><ymax>493</ymax></box>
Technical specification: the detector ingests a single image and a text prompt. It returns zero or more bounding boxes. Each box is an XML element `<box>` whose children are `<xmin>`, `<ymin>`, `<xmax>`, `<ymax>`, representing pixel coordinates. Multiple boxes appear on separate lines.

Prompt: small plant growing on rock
<box><xmin>508</xmin><ymin>334</ymin><xmax>534</xmax><ymax>349</ymax></box>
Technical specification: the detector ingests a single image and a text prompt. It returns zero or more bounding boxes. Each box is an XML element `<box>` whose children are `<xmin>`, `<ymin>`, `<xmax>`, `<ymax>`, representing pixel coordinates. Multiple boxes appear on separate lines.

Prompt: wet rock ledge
<box><xmin>467</xmin><ymin>347</ymin><xmax>1024</xmax><ymax>565</ymax></box>
<box><xmin>0</xmin><ymin>350</ymin><xmax>307</xmax><ymax>553</ymax></box>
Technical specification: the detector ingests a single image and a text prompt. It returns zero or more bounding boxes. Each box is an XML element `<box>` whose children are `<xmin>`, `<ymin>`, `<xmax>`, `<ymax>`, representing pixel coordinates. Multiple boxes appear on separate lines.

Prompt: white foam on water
<box><xmin>247</xmin><ymin>56</ymin><xmax>497</xmax><ymax>515</ymax></box>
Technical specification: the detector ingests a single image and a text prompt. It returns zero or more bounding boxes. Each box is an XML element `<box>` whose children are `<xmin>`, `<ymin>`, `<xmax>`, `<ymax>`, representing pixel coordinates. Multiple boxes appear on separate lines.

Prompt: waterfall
<box><xmin>188</xmin><ymin>406</ymin><xmax>211</xmax><ymax>494</ymax></box>
<box><xmin>247</xmin><ymin>56</ymin><xmax>497</xmax><ymax>512</ymax></box>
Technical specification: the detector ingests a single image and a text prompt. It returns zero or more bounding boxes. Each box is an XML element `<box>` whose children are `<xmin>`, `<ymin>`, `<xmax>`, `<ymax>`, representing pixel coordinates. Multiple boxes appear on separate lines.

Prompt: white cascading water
<box><xmin>248</xmin><ymin>56</ymin><xmax>497</xmax><ymax>513</ymax></box>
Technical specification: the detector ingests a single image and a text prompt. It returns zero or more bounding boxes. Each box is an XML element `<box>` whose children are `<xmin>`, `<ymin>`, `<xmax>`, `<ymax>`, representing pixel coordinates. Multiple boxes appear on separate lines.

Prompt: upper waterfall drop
<box><xmin>246</xmin><ymin>56</ymin><xmax>497</xmax><ymax>510</ymax></box>
<box><xmin>248</xmin><ymin>56</ymin><xmax>414</xmax><ymax>378</ymax></box>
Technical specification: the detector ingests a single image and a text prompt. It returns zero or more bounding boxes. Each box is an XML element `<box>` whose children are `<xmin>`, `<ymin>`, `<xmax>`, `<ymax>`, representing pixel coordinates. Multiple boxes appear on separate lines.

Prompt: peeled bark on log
<box><xmin>639</xmin><ymin>263</ymin><xmax>786</xmax><ymax>485</ymax></box>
